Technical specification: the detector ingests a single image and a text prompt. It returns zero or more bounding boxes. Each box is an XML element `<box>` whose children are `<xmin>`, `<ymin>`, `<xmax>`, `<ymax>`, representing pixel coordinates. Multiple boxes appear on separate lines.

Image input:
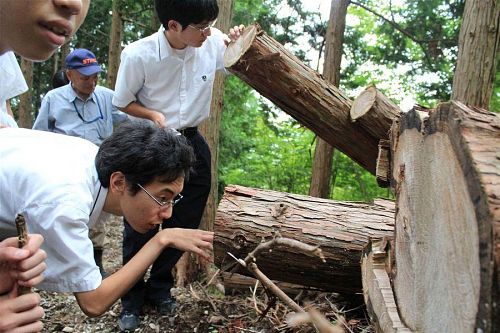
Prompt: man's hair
<box><xmin>155</xmin><ymin>0</ymin><xmax>219</xmax><ymax>30</ymax></box>
<box><xmin>95</xmin><ymin>122</ymin><xmax>195</xmax><ymax>194</ymax></box>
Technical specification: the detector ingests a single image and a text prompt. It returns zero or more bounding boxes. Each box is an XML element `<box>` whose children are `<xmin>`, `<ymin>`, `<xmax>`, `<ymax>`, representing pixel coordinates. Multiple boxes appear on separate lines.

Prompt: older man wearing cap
<box><xmin>33</xmin><ymin>48</ymin><xmax>128</xmax><ymax>276</ymax></box>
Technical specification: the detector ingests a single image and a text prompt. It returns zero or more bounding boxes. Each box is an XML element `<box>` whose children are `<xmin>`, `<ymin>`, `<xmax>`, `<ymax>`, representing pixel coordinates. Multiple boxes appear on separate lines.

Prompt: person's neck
<box><xmin>72</xmin><ymin>84</ymin><xmax>91</xmax><ymax>100</ymax></box>
<box><xmin>164</xmin><ymin>30</ymin><xmax>187</xmax><ymax>50</ymax></box>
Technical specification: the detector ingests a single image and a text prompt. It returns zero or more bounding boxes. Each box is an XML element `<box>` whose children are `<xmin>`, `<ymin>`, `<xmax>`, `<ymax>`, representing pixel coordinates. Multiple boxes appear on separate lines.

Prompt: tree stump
<box><xmin>388</xmin><ymin>101</ymin><xmax>499</xmax><ymax>332</ymax></box>
<box><xmin>214</xmin><ymin>185</ymin><xmax>395</xmax><ymax>293</ymax></box>
<box><xmin>224</xmin><ymin>23</ymin><xmax>380</xmax><ymax>174</ymax></box>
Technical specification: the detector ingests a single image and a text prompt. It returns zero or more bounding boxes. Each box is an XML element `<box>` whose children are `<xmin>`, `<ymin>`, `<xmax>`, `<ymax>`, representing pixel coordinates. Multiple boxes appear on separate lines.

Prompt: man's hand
<box><xmin>149</xmin><ymin>111</ymin><xmax>166</xmax><ymax>128</ymax></box>
<box><xmin>0</xmin><ymin>289</ymin><xmax>44</xmax><ymax>333</ymax></box>
<box><xmin>160</xmin><ymin>228</ymin><xmax>214</xmax><ymax>260</ymax></box>
<box><xmin>0</xmin><ymin>235</ymin><xmax>46</xmax><ymax>294</ymax></box>
<box><xmin>225</xmin><ymin>24</ymin><xmax>245</xmax><ymax>46</ymax></box>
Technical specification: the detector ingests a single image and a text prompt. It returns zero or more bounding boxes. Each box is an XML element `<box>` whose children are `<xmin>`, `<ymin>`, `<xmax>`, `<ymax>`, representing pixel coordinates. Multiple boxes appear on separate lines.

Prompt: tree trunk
<box><xmin>175</xmin><ymin>0</ymin><xmax>234</xmax><ymax>288</ymax></box>
<box><xmin>451</xmin><ymin>0</ymin><xmax>500</xmax><ymax>108</ymax></box>
<box><xmin>107</xmin><ymin>0</ymin><xmax>123</xmax><ymax>89</ymax></box>
<box><xmin>309</xmin><ymin>138</ymin><xmax>334</xmax><ymax>197</ymax></box>
<box><xmin>389</xmin><ymin>102</ymin><xmax>499</xmax><ymax>332</ymax></box>
<box><xmin>224</xmin><ymin>24</ymin><xmax>379</xmax><ymax>174</ymax></box>
<box><xmin>18</xmin><ymin>58</ymin><xmax>33</xmax><ymax>128</ymax></box>
<box><xmin>309</xmin><ymin>0</ymin><xmax>349</xmax><ymax>197</ymax></box>
<box><xmin>214</xmin><ymin>185</ymin><xmax>394</xmax><ymax>293</ymax></box>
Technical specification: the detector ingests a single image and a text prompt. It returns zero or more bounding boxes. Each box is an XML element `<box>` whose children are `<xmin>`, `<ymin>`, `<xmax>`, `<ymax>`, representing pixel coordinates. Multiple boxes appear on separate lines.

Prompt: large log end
<box><xmin>391</xmin><ymin>101</ymin><xmax>499</xmax><ymax>332</ymax></box>
<box><xmin>224</xmin><ymin>23</ymin><xmax>259</xmax><ymax>68</ymax></box>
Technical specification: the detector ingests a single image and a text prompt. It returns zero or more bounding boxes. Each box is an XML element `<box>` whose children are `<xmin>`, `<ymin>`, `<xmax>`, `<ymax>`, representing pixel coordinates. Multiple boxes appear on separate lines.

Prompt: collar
<box><xmin>88</xmin><ymin>182</ymin><xmax>108</xmax><ymax>227</ymax></box>
<box><xmin>64</xmin><ymin>83</ymin><xmax>95</xmax><ymax>103</ymax></box>
<box><xmin>156</xmin><ymin>26</ymin><xmax>196</xmax><ymax>62</ymax></box>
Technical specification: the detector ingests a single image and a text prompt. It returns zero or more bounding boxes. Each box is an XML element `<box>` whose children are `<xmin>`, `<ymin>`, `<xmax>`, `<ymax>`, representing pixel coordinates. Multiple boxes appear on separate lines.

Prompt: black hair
<box><xmin>52</xmin><ymin>69</ymin><xmax>69</xmax><ymax>88</ymax></box>
<box><xmin>95</xmin><ymin>122</ymin><xmax>195</xmax><ymax>195</ymax></box>
<box><xmin>154</xmin><ymin>0</ymin><xmax>219</xmax><ymax>30</ymax></box>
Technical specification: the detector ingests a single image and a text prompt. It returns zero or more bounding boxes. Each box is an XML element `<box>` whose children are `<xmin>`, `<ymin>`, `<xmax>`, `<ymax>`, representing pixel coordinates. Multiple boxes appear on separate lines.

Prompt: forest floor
<box><xmin>38</xmin><ymin>216</ymin><xmax>373</xmax><ymax>333</ymax></box>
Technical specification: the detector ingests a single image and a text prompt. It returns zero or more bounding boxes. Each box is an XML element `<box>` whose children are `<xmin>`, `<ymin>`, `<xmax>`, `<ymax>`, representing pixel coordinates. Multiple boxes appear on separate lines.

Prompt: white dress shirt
<box><xmin>0</xmin><ymin>128</ymin><xmax>106</xmax><ymax>292</ymax></box>
<box><xmin>112</xmin><ymin>27</ymin><xmax>227</xmax><ymax>129</ymax></box>
<box><xmin>0</xmin><ymin>52</ymin><xmax>28</xmax><ymax>127</ymax></box>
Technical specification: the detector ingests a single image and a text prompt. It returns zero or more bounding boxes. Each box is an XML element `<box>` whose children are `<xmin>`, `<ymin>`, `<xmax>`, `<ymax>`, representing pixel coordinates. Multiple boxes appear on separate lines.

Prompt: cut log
<box><xmin>350</xmin><ymin>85</ymin><xmax>401</xmax><ymax>141</ymax></box>
<box><xmin>214</xmin><ymin>185</ymin><xmax>395</xmax><ymax>293</ymax></box>
<box><xmin>224</xmin><ymin>24</ymin><xmax>380</xmax><ymax>174</ymax></box>
<box><xmin>390</xmin><ymin>101</ymin><xmax>499</xmax><ymax>332</ymax></box>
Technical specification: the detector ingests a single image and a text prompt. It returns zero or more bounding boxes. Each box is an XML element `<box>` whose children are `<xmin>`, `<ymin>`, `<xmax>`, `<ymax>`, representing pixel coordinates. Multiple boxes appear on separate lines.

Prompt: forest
<box><xmin>9</xmin><ymin>0</ymin><xmax>499</xmax><ymax>332</ymax></box>
<box><xmin>13</xmin><ymin>0</ymin><xmax>498</xmax><ymax>204</ymax></box>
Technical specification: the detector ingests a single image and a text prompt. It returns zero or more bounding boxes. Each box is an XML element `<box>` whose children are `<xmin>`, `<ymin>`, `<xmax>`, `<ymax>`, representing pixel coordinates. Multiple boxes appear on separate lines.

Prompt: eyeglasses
<box><xmin>188</xmin><ymin>19</ymin><xmax>217</xmax><ymax>34</ymax></box>
<box><xmin>137</xmin><ymin>183</ymin><xmax>183</xmax><ymax>208</ymax></box>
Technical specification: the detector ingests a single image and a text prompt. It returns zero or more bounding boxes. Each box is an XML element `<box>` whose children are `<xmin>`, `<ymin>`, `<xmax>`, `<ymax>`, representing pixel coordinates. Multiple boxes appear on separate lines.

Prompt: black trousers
<box><xmin>120</xmin><ymin>131</ymin><xmax>211</xmax><ymax>313</ymax></box>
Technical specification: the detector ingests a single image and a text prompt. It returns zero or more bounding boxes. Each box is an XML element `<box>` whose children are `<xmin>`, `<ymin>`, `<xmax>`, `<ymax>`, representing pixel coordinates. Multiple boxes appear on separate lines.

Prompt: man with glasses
<box><xmin>33</xmin><ymin>48</ymin><xmax>128</xmax><ymax>278</ymax></box>
<box><xmin>0</xmin><ymin>122</ymin><xmax>213</xmax><ymax>318</ymax></box>
<box><xmin>112</xmin><ymin>0</ymin><xmax>243</xmax><ymax>330</ymax></box>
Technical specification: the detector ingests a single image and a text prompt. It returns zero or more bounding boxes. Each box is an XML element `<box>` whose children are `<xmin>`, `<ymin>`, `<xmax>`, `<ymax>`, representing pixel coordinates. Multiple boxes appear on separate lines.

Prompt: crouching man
<box><xmin>0</xmin><ymin>122</ymin><xmax>213</xmax><ymax>317</ymax></box>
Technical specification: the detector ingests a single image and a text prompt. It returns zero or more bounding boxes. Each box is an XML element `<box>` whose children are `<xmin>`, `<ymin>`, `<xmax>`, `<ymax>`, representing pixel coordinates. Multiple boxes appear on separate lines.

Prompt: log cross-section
<box><xmin>391</xmin><ymin>101</ymin><xmax>500</xmax><ymax>332</ymax></box>
<box><xmin>224</xmin><ymin>24</ymin><xmax>380</xmax><ymax>174</ymax></box>
<box><xmin>214</xmin><ymin>185</ymin><xmax>395</xmax><ymax>294</ymax></box>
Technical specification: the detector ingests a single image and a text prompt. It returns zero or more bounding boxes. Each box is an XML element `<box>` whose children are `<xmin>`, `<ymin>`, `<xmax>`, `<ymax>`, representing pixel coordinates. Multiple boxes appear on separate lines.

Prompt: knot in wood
<box><xmin>270</xmin><ymin>202</ymin><xmax>293</xmax><ymax>219</ymax></box>
<box><xmin>230</xmin><ymin>231</ymin><xmax>248</xmax><ymax>250</ymax></box>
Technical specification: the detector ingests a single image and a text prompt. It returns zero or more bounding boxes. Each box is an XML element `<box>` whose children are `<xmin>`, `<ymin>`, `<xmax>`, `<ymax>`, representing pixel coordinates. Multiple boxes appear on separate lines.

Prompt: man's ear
<box><xmin>109</xmin><ymin>171</ymin><xmax>126</xmax><ymax>194</ymax></box>
<box><xmin>167</xmin><ymin>19</ymin><xmax>182</xmax><ymax>32</ymax></box>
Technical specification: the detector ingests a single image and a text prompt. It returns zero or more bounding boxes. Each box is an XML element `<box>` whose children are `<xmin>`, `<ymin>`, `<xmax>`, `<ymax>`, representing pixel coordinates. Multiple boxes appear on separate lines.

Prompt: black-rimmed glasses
<box><xmin>137</xmin><ymin>183</ymin><xmax>183</xmax><ymax>208</ymax></box>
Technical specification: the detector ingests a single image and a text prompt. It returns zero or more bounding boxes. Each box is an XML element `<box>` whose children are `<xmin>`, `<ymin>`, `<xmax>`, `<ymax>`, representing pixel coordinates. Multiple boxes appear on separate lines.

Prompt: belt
<box><xmin>179</xmin><ymin>127</ymin><xmax>198</xmax><ymax>138</ymax></box>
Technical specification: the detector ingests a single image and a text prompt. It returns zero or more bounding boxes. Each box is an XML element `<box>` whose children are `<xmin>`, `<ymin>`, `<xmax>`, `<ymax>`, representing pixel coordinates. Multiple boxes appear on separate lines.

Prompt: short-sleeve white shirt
<box><xmin>112</xmin><ymin>27</ymin><xmax>227</xmax><ymax>129</ymax></box>
<box><xmin>0</xmin><ymin>128</ymin><xmax>106</xmax><ymax>292</ymax></box>
<box><xmin>0</xmin><ymin>52</ymin><xmax>28</xmax><ymax>127</ymax></box>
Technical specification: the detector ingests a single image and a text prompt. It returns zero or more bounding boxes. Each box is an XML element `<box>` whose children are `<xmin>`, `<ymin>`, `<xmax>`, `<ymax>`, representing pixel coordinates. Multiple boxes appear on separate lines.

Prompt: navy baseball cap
<box><xmin>65</xmin><ymin>48</ymin><xmax>102</xmax><ymax>76</ymax></box>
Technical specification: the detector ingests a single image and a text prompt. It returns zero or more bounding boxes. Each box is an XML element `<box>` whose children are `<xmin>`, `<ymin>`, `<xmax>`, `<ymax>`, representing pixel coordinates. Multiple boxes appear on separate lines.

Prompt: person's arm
<box><xmin>119</xmin><ymin>102</ymin><xmax>166</xmax><ymax>128</ymax></box>
<box><xmin>74</xmin><ymin>228</ymin><xmax>213</xmax><ymax>317</ymax></box>
<box><xmin>32</xmin><ymin>95</ymin><xmax>51</xmax><ymax>131</ymax></box>
<box><xmin>0</xmin><ymin>235</ymin><xmax>47</xmax><ymax>332</ymax></box>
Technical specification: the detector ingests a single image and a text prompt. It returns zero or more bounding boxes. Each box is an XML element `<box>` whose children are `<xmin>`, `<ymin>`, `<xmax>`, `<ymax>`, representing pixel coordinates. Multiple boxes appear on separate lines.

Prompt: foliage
<box><xmin>11</xmin><ymin>0</ymin><xmax>498</xmax><ymax>204</ymax></box>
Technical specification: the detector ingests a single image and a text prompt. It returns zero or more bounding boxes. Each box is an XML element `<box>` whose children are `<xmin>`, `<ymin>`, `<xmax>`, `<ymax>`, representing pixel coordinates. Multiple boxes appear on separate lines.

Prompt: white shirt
<box><xmin>0</xmin><ymin>52</ymin><xmax>28</xmax><ymax>127</ymax></box>
<box><xmin>112</xmin><ymin>27</ymin><xmax>227</xmax><ymax>129</ymax></box>
<box><xmin>0</xmin><ymin>128</ymin><xmax>106</xmax><ymax>292</ymax></box>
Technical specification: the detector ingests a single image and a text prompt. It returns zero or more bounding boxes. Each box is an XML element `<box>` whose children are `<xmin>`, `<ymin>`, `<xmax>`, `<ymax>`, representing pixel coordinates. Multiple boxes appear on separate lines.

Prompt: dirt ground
<box><xmin>38</xmin><ymin>216</ymin><xmax>373</xmax><ymax>332</ymax></box>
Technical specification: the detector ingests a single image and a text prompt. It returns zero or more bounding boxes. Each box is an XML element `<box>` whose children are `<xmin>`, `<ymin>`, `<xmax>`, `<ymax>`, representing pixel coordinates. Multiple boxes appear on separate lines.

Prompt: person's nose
<box><xmin>53</xmin><ymin>0</ymin><xmax>82</xmax><ymax>15</ymax></box>
<box><xmin>159</xmin><ymin>206</ymin><xmax>173</xmax><ymax>220</ymax></box>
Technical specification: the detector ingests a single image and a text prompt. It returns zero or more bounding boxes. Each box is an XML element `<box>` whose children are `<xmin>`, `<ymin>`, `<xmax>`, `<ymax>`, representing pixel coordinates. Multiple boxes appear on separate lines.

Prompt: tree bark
<box><xmin>451</xmin><ymin>0</ymin><xmax>500</xmax><ymax>108</ymax></box>
<box><xmin>214</xmin><ymin>185</ymin><xmax>394</xmax><ymax>293</ymax></box>
<box><xmin>309</xmin><ymin>0</ymin><xmax>349</xmax><ymax>198</ymax></box>
<box><xmin>390</xmin><ymin>102</ymin><xmax>499</xmax><ymax>332</ymax></box>
<box><xmin>224</xmin><ymin>24</ymin><xmax>379</xmax><ymax>174</ymax></box>
<box><xmin>309</xmin><ymin>138</ymin><xmax>334</xmax><ymax>198</ymax></box>
<box><xmin>18</xmin><ymin>58</ymin><xmax>33</xmax><ymax>128</ymax></box>
<box><xmin>106</xmin><ymin>0</ymin><xmax>123</xmax><ymax>89</ymax></box>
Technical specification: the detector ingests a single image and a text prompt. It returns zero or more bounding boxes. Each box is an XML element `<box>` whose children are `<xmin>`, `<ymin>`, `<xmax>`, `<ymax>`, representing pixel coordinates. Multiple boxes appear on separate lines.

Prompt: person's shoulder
<box><xmin>123</xmin><ymin>32</ymin><xmax>159</xmax><ymax>55</ymax></box>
